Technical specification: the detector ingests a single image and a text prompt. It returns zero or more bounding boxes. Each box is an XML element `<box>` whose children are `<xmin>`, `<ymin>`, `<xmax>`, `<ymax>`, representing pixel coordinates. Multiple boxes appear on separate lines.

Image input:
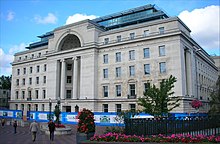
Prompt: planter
<box><xmin>76</xmin><ymin>132</ymin><xmax>95</xmax><ymax>144</ymax></box>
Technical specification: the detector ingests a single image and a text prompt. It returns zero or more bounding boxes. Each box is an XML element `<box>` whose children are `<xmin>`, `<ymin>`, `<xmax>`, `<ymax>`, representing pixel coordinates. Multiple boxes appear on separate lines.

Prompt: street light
<box><xmin>56</xmin><ymin>97</ymin><xmax>61</xmax><ymax>125</ymax></box>
<box><xmin>49</xmin><ymin>98</ymin><xmax>52</xmax><ymax>120</ymax></box>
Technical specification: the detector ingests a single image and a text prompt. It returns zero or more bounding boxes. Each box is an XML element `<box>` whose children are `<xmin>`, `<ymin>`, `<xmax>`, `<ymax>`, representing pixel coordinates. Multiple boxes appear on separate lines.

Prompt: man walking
<box><xmin>13</xmin><ymin>120</ymin><xmax>17</xmax><ymax>133</ymax></box>
<box><xmin>48</xmin><ymin>120</ymin><xmax>56</xmax><ymax>141</ymax></box>
<box><xmin>29</xmin><ymin>120</ymin><xmax>38</xmax><ymax>142</ymax></box>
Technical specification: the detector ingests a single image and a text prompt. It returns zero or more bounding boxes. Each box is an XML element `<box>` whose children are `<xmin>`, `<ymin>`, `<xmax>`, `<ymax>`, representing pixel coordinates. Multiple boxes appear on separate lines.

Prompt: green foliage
<box><xmin>209</xmin><ymin>76</ymin><xmax>220</xmax><ymax>115</ymax></box>
<box><xmin>0</xmin><ymin>75</ymin><xmax>12</xmax><ymax>89</ymax></box>
<box><xmin>138</xmin><ymin>75</ymin><xmax>180</xmax><ymax>116</ymax></box>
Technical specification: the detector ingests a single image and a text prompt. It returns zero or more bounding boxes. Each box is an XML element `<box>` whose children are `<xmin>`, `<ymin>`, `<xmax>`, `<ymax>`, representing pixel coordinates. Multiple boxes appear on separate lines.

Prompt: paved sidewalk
<box><xmin>0</xmin><ymin>125</ymin><xmax>76</xmax><ymax>144</ymax></box>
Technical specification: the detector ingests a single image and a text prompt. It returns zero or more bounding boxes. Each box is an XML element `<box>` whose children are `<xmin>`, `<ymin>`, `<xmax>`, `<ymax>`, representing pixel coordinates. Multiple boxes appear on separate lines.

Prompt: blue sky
<box><xmin>0</xmin><ymin>0</ymin><xmax>219</xmax><ymax>76</ymax></box>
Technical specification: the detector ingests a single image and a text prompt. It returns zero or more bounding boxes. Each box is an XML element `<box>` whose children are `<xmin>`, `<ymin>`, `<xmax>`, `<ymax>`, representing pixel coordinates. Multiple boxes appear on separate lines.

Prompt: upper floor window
<box><xmin>16</xmin><ymin>91</ymin><xmax>19</xmax><ymax>99</ymax></box>
<box><xmin>22</xmin><ymin>78</ymin><xmax>25</xmax><ymax>85</ymax></box>
<box><xmin>42</xmin><ymin>104</ymin><xmax>45</xmax><ymax>111</ymax></box>
<box><xmin>130</xmin><ymin>104</ymin><xmax>136</xmax><ymax>112</ymax></box>
<box><xmin>144</xmin><ymin>64</ymin><xmax>150</xmax><ymax>75</ymax></box>
<box><xmin>104</xmin><ymin>38</ymin><xmax>109</xmax><ymax>44</ymax></box>
<box><xmin>103</xmin><ymin>54</ymin><xmax>108</xmax><ymax>64</ymax></box>
<box><xmin>36</xmin><ymin>65</ymin><xmax>40</xmax><ymax>73</ymax></box>
<box><xmin>21</xmin><ymin>104</ymin><xmax>24</xmax><ymax>111</ymax></box>
<box><xmin>23</xmin><ymin>68</ymin><xmax>26</xmax><ymax>75</ymax></box>
<box><xmin>22</xmin><ymin>91</ymin><xmax>25</xmax><ymax>99</ymax></box>
<box><xmin>103</xmin><ymin>86</ymin><xmax>108</xmax><ymax>97</ymax></box>
<box><xmin>17</xmin><ymin>69</ymin><xmax>20</xmax><ymax>75</ymax></box>
<box><xmin>35</xmin><ymin>90</ymin><xmax>39</xmax><ymax>99</ymax></box>
<box><xmin>29</xmin><ymin>78</ymin><xmax>32</xmax><ymax>85</ymax></box>
<box><xmin>159</xmin><ymin>62</ymin><xmax>166</xmax><ymax>73</ymax></box>
<box><xmin>43</xmin><ymin>90</ymin><xmax>46</xmax><ymax>99</ymax></box>
<box><xmin>159</xmin><ymin>45</ymin><xmax>165</xmax><ymax>56</ymax></box>
<box><xmin>116</xmin><ymin>104</ymin><xmax>121</xmax><ymax>112</ymax></box>
<box><xmin>129</xmin><ymin>84</ymin><xmax>136</xmax><ymax>96</ymax></box>
<box><xmin>117</xmin><ymin>35</ymin><xmax>121</xmax><ymax>42</ymax></box>
<box><xmin>25</xmin><ymin>55</ymin><xmax>28</xmax><ymax>59</ymax></box>
<box><xmin>19</xmin><ymin>57</ymin><xmax>21</xmax><ymax>61</ymax></box>
<box><xmin>159</xmin><ymin>27</ymin><xmax>164</xmax><ymax>34</ymax></box>
<box><xmin>116</xmin><ymin>67</ymin><xmax>121</xmax><ymax>78</ymax></box>
<box><xmin>66</xmin><ymin>90</ymin><xmax>72</xmax><ymax>99</ymax></box>
<box><xmin>15</xmin><ymin>104</ymin><xmax>18</xmax><ymax>110</ymax></box>
<box><xmin>103</xmin><ymin>104</ymin><xmax>108</xmax><ymax>112</ymax></box>
<box><xmin>144</xmin><ymin>82</ymin><xmax>150</xmax><ymax>93</ymax></box>
<box><xmin>116</xmin><ymin>52</ymin><xmax>121</xmax><ymax>62</ymax></box>
<box><xmin>35</xmin><ymin>104</ymin><xmax>38</xmax><ymax>111</ymax></box>
<box><xmin>43</xmin><ymin>76</ymin><xmax>46</xmax><ymax>84</ymax></box>
<box><xmin>143</xmin><ymin>48</ymin><xmax>150</xmax><ymax>58</ymax></box>
<box><xmin>130</xmin><ymin>33</ymin><xmax>135</xmax><ymax>40</ymax></box>
<box><xmin>16</xmin><ymin>79</ymin><xmax>19</xmax><ymax>86</ymax></box>
<box><xmin>38</xmin><ymin>53</ymin><xmax>41</xmax><ymax>57</ymax></box>
<box><xmin>116</xmin><ymin>85</ymin><xmax>122</xmax><ymax>97</ymax></box>
<box><xmin>67</xmin><ymin>64</ymin><xmax>72</xmax><ymax>71</ymax></box>
<box><xmin>129</xmin><ymin>50</ymin><xmax>135</xmax><ymax>60</ymax></box>
<box><xmin>36</xmin><ymin>77</ymin><xmax>39</xmax><ymax>84</ymax></box>
<box><xmin>144</xmin><ymin>30</ymin><xmax>149</xmax><ymax>37</ymax></box>
<box><xmin>44</xmin><ymin>64</ymin><xmax>47</xmax><ymax>72</ymax></box>
<box><xmin>129</xmin><ymin>65</ymin><xmax>135</xmax><ymax>76</ymax></box>
<box><xmin>30</xmin><ymin>67</ymin><xmax>33</xmax><ymax>74</ymax></box>
<box><xmin>103</xmin><ymin>68</ymin><xmax>108</xmax><ymax>78</ymax></box>
<box><xmin>31</xmin><ymin>54</ymin><xmax>34</xmax><ymax>59</ymax></box>
<box><xmin>67</xmin><ymin>76</ymin><xmax>72</xmax><ymax>83</ymax></box>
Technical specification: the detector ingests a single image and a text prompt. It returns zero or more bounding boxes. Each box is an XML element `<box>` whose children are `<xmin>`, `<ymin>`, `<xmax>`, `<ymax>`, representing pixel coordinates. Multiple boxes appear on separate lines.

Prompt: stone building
<box><xmin>10</xmin><ymin>4</ymin><xmax>218</xmax><ymax>117</ymax></box>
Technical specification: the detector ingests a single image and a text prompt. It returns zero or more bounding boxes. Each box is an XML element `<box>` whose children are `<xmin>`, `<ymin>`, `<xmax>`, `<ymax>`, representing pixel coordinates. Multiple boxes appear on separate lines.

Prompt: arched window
<box><xmin>59</xmin><ymin>34</ymin><xmax>81</xmax><ymax>51</ymax></box>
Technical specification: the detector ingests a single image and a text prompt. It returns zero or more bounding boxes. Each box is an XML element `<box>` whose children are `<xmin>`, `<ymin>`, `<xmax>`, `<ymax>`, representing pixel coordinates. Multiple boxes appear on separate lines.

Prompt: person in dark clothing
<box><xmin>13</xmin><ymin>120</ymin><xmax>17</xmax><ymax>134</ymax></box>
<box><xmin>48</xmin><ymin>120</ymin><xmax>56</xmax><ymax>141</ymax></box>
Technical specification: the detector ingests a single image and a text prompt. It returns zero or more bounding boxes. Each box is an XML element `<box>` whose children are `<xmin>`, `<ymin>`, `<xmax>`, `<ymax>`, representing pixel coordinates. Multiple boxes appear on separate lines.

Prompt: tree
<box><xmin>138</xmin><ymin>75</ymin><xmax>180</xmax><ymax>116</ymax></box>
<box><xmin>209</xmin><ymin>76</ymin><xmax>220</xmax><ymax>115</ymax></box>
<box><xmin>0</xmin><ymin>75</ymin><xmax>12</xmax><ymax>89</ymax></box>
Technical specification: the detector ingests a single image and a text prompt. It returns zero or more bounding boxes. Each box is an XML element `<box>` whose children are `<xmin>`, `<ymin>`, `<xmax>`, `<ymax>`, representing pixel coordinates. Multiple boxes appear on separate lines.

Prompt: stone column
<box><xmin>73</xmin><ymin>57</ymin><xmax>79</xmax><ymax>99</ymax></box>
<box><xmin>60</xmin><ymin>59</ymin><xmax>66</xmax><ymax>100</ymax></box>
<box><xmin>185</xmin><ymin>49</ymin><xmax>192</xmax><ymax>96</ymax></box>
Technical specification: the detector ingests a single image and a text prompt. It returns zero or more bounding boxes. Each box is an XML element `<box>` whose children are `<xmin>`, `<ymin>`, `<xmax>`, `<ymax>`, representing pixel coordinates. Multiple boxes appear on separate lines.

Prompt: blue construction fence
<box><xmin>0</xmin><ymin>109</ymin><xmax>207</xmax><ymax>126</ymax></box>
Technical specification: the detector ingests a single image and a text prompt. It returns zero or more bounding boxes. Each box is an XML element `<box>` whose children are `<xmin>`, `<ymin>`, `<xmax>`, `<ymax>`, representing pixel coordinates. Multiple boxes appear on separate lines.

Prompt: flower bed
<box><xmin>90</xmin><ymin>133</ymin><xmax>220</xmax><ymax>143</ymax></box>
<box><xmin>191</xmin><ymin>99</ymin><xmax>202</xmax><ymax>109</ymax></box>
<box><xmin>55</xmin><ymin>123</ymin><xmax>65</xmax><ymax>128</ymax></box>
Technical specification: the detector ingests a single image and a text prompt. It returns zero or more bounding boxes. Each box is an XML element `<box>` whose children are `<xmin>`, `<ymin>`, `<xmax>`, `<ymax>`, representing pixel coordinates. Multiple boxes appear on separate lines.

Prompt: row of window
<box><xmin>17</xmin><ymin>51</ymin><xmax>48</xmax><ymax>62</ymax></box>
<box><xmin>103</xmin><ymin>27</ymin><xmax>165</xmax><ymax>44</ymax></box>
<box><xmin>103</xmin><ymin>62</ymin><xmax>166</xmax><ymax>78</ymax></box>
<box><xmin>16</xmin><ymin>76</ymin><xmax>46</xmax><ymax>86</ymax></box>
<box><xmin>15</xmin><ymin>89</ymin><xmax>46</xmax><ymax>100</ymax></box>
<box><xmin>15</xmin><ymin>103</ymin><xmax>44</xmax><ymax>111</ymax></box>
<box><xmin>103</xmin><ymin>103</ymin><xmax>136</xmax><ymax>113</ymax></box>
<box><xmin>103</xmin><ymin>46</ymin><xmax>166</xmax><ymax>64</ymax></box>
<box><xmin>17</xmin><ymin>64</ymin><xmax>47</xmax><ymax>75</ymax></box>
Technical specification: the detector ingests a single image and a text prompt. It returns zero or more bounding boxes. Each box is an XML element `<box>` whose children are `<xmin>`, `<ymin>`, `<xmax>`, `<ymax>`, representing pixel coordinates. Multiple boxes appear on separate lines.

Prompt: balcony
<box><xmin>27</xmin><ymin>98</ymin><xmax>32</xmax><ymax>101</ymax></box>
<box><xmin>127</xmin><ymin>94</ymin><xmax>136</xmax><ymax>99</ymax></box>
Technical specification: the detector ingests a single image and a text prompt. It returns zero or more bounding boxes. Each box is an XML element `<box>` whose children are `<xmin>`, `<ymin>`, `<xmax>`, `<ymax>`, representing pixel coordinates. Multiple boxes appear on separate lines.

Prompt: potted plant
<box><xmin>76</xmin><ymin>108</ymin><xmax>96</xmax><ymax>143</ymax></box>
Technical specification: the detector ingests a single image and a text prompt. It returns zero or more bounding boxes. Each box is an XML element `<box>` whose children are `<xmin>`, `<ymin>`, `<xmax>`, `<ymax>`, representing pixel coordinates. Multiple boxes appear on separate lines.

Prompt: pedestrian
<box><xmin>48</xmin><ymin>120</ymin><xmax>56</xmax><ymax>141</ymax></box>
<box><xmin>1</xmin><ymin>118</ymin><xmax>5</xmax><ymax>127</ymax></box>
<box><xmin>13</xmin><ymin>120</ymin><xmax>17</xmax><ymax>133</ymax></box>
<box><xmin>29</xmin><ymin>120</ymin><xmax>38</xmax><ymax>142</ymax></box>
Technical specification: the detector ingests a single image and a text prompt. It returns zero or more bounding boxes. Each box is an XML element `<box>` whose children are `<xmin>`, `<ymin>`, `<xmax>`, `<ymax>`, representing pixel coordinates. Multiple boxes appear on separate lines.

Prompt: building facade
<box><xmin>10</xmin><ymin>4</ymin><xmax>218</xmax><ymax>117</ymax></box>
<box><xmin>211</xmin><ymin>56</ymin><xmax>220</xmax><ymax>76</ymax></box>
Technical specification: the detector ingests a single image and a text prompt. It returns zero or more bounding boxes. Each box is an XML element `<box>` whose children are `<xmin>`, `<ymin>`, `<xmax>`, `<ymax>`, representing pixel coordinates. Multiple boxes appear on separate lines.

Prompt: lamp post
<box><xmin>49</xmin><ymin>98</ymin><xmax>52</xmax><ymax>120</ymax></box>
<box><xmin>56</xmin><ymin>97</ymin><xmax>61</xmax><ymax>125</ymax></box>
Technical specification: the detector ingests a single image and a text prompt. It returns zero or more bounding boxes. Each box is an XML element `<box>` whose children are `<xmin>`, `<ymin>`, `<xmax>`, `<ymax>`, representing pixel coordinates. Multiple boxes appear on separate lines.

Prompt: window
<box><xmin>103</xmin><ymin>86</ymin><xmax>108</xmax><ymax>97</ymax></box>
<box><xmin>130</xmin><ymin>104</ymin><xmax>136</xmax><ymax>112</ymax></box>
<box><xmin>43</xmin><ymin>76</ymin><xmax>46</xmax><ymax>84</ymax></box>
<box><xmin>22</xmin><ymin>78</ymin><xmax>25</xmax><ymax>85</ymax></box>
<box><xmin>129</xmin><ymin>66</ymin><xmax>135</xmax><ymax>76</ymax></box>
<box><xmin>130</xmin><ymin>33</ymin><xmax>135</xmax><ymax>40</ymax></box>
<box><xmin>116</xmin><ymin>104</ymin><xmax>121</xmax><ymax>112</ymax></box>
<box><xmin>36</xmin><ymin>77</ymin><xmax>39</xmax><ymax>84</ymax></box>
<box><xmin>19</xmin><ymin>57</ymin><xmax>21</xmax><ymax>61</ymax></box>
<box><xmin>42</xmin><ymin>104</ymin><xmax>45</xmax><ymax>111</ymax></box>
<box><xmin>144</xmin><ymin>30</ymin><xmax>149</xmax><ymax>37</ymax></box>
<box><xmin>116</xmin><ymin>52</ymin><xmax>121</xmax><ymax>62</ymax></box>
<box><xmin>44</xmin><ymin>64</ymin><xmax>47</xmax><ymax>72</ymax></box>
<box><xmin>16</xmin><ymin>79</ymin><xmax>19</xmax><ymax>86</ymax></box>
<box><xmin>159</xmin><ymin>27</ymin><xmax>164</xmax><ymax>34</ymax></box>
<box><xmin>28</xmin><ymin>91</ymin><xmax>32</xmax><ymax>98</ymax></box>
<box><xmin>159</xmin><ymin>62</ymin><xmax>166</xmax><ymax>73</ymax></box>
<box><xmin>23</xmin><ymin>68</ymin><xmax>26</xmax><ymax>75</ymax></box>
<box><xmin>31</xmin><ymin>54</ymin><xmax>34</xmax><ymax>59</ymax></box>
<box><xmin>38</xmin><ymin>53</ymin><xmax>41</xmax><ymax>57</ymax></box>
<box><xmin>25</xmin><ymin>55</ymin><xmax>28</xmax><ymax>59</ymax></box>
<box><xmin>66</xmin><ymin>90</ymin><xmax>72</xmax><ymax>99</ymax></box>
<box><xmin>104</xmin><ymin>38</ymin><xmax>109</xmax><ymax>44</ymax></box>
<box><xmin>30</xmin><ymin>67</ymin><xmax>33</xmax><ymax>74</ymax></box>
<box><xmin>116</xmin><ymin>85</ymin><xmax>122</xmax><ymax>97</ymax></box>
<box><xmin>28</xmin><ymin>104</ymin><xmax>31</xmax><ymax>111</ymax></box>
<box><xmin>35</xmin><ymin>104</ymin><xmax>38</xmax><ymax>111</ymax></box>
<box><xmin>144</xmin><ymin>83</ymin><xmax>150</xmax><ymax>93</ymax></box>
<box><xmin>37</xmin><ymin>65</ymin><xmax>40</xmax><ymax>73</ymax></box>
<box><xmin>43</xmin><ymin>90</ymin><xmax>46</xmax><ymax>99</ymax></box>
<box><xmin>103</xmin><ymin>54</ymin><xmax>108</xmax><ymax>64</ymax></box>
<box><xmin>144</xmin><ymin>64</ymin><xmax>150</xmax><ymax>75</ymax></box>
<box><xmin>35</xmin><ymin>90</ymin><xmax>39</xmax><ymax>99</ymax></box>
<box><xmin>129</xmin><ymin>84</ymin><xmax>136</xmax><ymax>96</ymax></box>
<box><xmin>21</xmin><ymin>104</ymin><xmax>24</xmax><ymax>111</ymax></box>
<box><xmin>22</xmin><ymin>91</ymin><xmax>25</xmax><ymax>99</ymax></box>
<box><xmin>129</xmin><ymin>50</ymin><xmax>135</xmax><ymax>60</ymax></box>
<box><xmin>103</xmin><ymin>69</ymin><xmax>108</xmax><ymax>78</ymax></box>
<box><xmin>67</xmin><ymin>76</ymin><xmax>72</xmax><ymax>83</ymax></box>
<box><xmin>29</xmin><ymin>78</ymin><xmax>32</xmax><ymax>85</ymax></box>
<box><xmin>117</xmin><ymin>35</ymin><xmax>121</xmax><ymax>42</ymax></box>
<box><xmin>16</xmin><ymin>91</ymin><xmax>19</xmax><ymax>99</ymax></box>
<box><xmin>15</xmin><ymin>104</ymin><xmax>18</xmax><ymax>110</ymax></box>
<box><xmin>159</xmin><ymin>45</ymin><xmax>165</xmax><ymax>56</ymax></box>
<box><xmin>17</xmin><ymin>69</ymin><xmax>20</xmax><ymax>75</ymax></box>
<box><xmin>116</xmin><ymin>67</ymin><xmax>121</xmax><ymax>78</ymax></box>
<box><xmin>103</xmin><ymin>104</ymin><xmax>108</xmax><ymax>112</ymax></box>
<box><xmin>143</xmin><ymin>48</ymin><xmax>150</xmax><ymax>58</ymax></box>
<box><xmin>67</xmin><ymin>64</ymin><xmax>72</xmax><ymax>70</ymax></box>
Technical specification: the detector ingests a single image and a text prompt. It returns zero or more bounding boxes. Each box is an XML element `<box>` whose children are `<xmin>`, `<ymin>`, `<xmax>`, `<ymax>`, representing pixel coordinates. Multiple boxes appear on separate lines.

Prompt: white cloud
<box><xmin>0</xmin><ymin>43</ymin><xmax>27</xmax><ymax>76</ymax></box>
<box><xmin>179</xmin><ymin>5</ymin><xmax>220</xmax><ymax>53</ymax></box>
<box><xmin>66</xmin><ymin>13</ymin><xmax>98</xmax><ymax>25</ymax></box>
<box><xmin>7</xmin><ymin>11</ymin><xmax>15</xmax><ymax>21</ymax></box>
<box><xmin>34</xmin><ymin>13</ymin><xmax>57</xmax><ymax>24</ymax></box>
